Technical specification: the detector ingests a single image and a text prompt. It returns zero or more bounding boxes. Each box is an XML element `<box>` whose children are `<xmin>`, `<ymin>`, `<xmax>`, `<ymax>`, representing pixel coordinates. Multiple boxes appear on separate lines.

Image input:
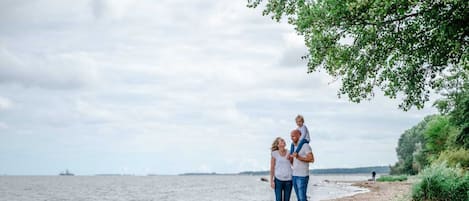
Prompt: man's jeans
<box><xmin>292</xmin><ymin>176</ymin><xmax>309</xmax><ymax>201</ymax></box>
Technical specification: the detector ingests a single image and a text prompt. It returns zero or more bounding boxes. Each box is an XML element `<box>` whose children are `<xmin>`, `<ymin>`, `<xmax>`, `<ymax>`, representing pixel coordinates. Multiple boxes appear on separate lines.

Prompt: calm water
<box><xmin>0</xmin><ymin>175</ymin><xmax>369</xmax><ymax>201</ymax></box>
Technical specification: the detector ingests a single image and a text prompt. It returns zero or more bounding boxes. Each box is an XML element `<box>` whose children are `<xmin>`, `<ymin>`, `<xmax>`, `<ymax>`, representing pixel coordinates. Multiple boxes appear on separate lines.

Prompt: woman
<box><xmin>270</xmin><ymin>137</ymin><xmax>293</xmax><ymax>201</ymax></box>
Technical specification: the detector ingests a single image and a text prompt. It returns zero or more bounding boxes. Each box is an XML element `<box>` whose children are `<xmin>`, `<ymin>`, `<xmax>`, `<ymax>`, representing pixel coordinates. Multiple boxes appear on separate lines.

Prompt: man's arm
<box><xmin>296</xmin><ymin>152</ymin><xmax>314</xmax><ymax>163</ymax></box>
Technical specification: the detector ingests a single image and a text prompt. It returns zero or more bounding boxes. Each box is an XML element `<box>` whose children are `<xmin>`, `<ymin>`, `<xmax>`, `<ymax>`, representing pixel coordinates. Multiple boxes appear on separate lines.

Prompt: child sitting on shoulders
<box><xmin>290</xmin><ymin>114</ymin><xmax>310</xmax><ymax>155</ymax></box>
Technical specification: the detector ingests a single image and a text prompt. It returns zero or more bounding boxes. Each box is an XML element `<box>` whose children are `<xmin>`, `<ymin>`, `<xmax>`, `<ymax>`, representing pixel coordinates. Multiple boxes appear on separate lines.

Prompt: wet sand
<box><xmin>323</xmin><ymin>180</ymin><xmax>413</xmax><ymax>201</ymax></box>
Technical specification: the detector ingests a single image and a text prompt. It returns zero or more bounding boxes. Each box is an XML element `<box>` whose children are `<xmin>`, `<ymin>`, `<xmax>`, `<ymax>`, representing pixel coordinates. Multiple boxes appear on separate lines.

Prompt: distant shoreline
<box><xmin>180</xmin><ymin>166</ymin><xmax>390</xmax><ymax>176</ymax></box>
<box><xmin>0</xmin><ymin>166</ymin><xmax>390</xmax><ymax>176</ymax></box>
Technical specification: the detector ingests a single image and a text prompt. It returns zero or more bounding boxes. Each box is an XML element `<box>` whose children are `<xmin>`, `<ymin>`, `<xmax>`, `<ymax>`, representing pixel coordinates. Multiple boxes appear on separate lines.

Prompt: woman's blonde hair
<box><xmin>271</xmin><ymin>137</ymin><xmax>284</xmax><ymax>152</ymax></box>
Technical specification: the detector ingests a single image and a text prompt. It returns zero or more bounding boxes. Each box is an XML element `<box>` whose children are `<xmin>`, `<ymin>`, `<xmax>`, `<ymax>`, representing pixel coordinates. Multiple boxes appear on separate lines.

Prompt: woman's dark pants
<box><xmin>274</xmin><ymin>178</ymin><xmax>292</xmax><ymax>201</ymax></box>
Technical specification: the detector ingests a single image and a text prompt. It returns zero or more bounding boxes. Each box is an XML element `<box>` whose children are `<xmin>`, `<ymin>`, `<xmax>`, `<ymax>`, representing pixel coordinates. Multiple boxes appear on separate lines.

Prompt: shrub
<box><xmin>435</xmin><ymin>148</ymin><xmax>469</xmax><ymax>169</ymax></box>
<box><xmin>377</xmin><ymin>175</ymin><xmax>408</xmax><ymax>182</ymax></box>
<box><xmin>412</xmin><ymin>163</ymin><xmax>469</xmax><ymax>201</ymax></box>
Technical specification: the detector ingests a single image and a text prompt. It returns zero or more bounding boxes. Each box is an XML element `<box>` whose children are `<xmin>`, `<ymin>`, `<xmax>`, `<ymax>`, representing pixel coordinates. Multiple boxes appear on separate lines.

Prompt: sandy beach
<box><xmin>324</xmin><ymin>180</ymin><xmax>413</xmax><ymax>201</ymax></box>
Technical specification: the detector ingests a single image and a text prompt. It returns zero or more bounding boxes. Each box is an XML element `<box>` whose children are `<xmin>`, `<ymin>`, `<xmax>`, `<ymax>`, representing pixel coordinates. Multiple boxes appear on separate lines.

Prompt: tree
<box><xmin>423</xmin><ymin>116</ymin><xmax>455</xmax><ymax>160</ymax></box>
<box><xmin>391</xmin><ymin>115</ymin><xmax>436</xmax><ymax>175</ymax></box>
<box><xmin>434</xmin><ymin>70</ymin><xmax>469</xmax><ymax>148</ymax></box>
<box><xmin>248</xmin><ymin>0</ymin><xmax>468</xmax><ymax>110</ymax></box>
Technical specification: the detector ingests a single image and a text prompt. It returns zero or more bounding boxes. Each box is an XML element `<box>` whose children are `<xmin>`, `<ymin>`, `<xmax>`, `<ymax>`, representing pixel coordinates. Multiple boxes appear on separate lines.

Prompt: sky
<box><xmin>0</xmin><ymin>0</ymin><xmax>437</xmax><ymax>175</ymax></box>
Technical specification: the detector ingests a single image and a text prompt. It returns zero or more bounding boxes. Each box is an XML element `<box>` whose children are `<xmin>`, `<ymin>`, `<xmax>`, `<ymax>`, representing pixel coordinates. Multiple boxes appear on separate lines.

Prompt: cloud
<box><xmin>277</xmin><ymin>32</ymin><xmax>309</xmax><ymax>67</ymax></box>
<box><xmin>0</xmin><ymin>46</ymin><xmax>98</xmax><ymax>89</ymax></box>
<box><xmin>0</xmin><ymin>122</ymin><xmax>7</xmax><ymax>129</ymax></box>
<box><xmin>0</xmin><ymin>0</ymin><xmax>438</xmax><ymax>175</ymax></box>
<box><xmin>90</xmin><ymin>0</ymin><xmax>134</xmax><ymax>20</ymax></box>
<box><xmin>278</xmin><ymin>46</ymin><xmax>308</xmax><ymax>67</ymax></box>
<box><xmin>0</xmin><ymin>1</ymin><xmax>91</xmax><ymax>34</ymax></box>
<box><xmin>0</xmin><ymin>96</ymin><xmax>12</xmax><ymax>110</ymax></box>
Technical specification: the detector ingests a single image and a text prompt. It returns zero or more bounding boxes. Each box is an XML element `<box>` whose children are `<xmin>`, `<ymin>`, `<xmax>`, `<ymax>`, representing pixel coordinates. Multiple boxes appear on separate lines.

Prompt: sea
<box><xmin>0</xmin><ymin>174</ymin><xmax>370</xmax><ymax>201</ymax></box>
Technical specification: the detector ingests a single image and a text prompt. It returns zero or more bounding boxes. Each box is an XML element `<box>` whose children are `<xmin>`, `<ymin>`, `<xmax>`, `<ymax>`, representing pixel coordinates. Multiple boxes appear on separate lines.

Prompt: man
<box><xmin>290</xmin><ymin>129</ymin><xmax>314</xmax><ymax>201</ymax></box>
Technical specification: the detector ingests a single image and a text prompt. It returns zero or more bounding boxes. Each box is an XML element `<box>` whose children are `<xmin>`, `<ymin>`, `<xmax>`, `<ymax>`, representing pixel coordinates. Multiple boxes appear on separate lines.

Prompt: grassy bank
<box><xmin>377</xmin><ymin>175</ymin><xmax>408</xmax><ymax>182</ymax></box>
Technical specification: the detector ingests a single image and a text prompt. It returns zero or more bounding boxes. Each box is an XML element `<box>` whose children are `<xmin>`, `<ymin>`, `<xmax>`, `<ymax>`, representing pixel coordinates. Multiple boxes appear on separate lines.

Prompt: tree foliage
<box><xmin>435</xmin><ymin>148</ymin><xmax>469</xmax><ymax>168</ymax></box>
<box><xmin>248</xmin><ymin>0</ymin><xmax>469</xmax><ymax>110</ymax></box>
<box><xmin>391</xmin><ymin>115</ymin><xmax>436</xmax><ymax>175</ymax></box>
<box><xmin>423</xmin><ymin>116</ymin><xmax>459</xmax><ymax>160</ymax></box>
<box><xmin>434</xmin><ymin>71</ymin><xmax>469</xmax><ymax>148</ymax></box>
<box><xmin>392</xmin><ymin>114</ymin><xmax>468</xmax><ymax>175</ymax></box>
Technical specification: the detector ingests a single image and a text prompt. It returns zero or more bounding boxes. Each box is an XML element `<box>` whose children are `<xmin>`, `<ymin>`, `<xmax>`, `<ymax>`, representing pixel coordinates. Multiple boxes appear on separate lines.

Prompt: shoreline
<box><xmin>323</xmin><ymin>180</ymin><xmax>413</xmax><ymax>201</ymax></box>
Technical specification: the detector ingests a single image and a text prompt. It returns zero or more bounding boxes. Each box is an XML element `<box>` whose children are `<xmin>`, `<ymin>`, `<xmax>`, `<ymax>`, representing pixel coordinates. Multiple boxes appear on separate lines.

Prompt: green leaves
<box><xmin>391</xmin><ymin>115</ymin><xmax>437</xmax><ymax>175</ymax></box>
<box><xmin>248</xmin><ymin>0</ymin><xmax>468</xmax><ymax>110</ymax></box>
<box><xmin>423</xmin><ymin>116</ymin><xmax>453</xmax><ymax>159</ymax></box>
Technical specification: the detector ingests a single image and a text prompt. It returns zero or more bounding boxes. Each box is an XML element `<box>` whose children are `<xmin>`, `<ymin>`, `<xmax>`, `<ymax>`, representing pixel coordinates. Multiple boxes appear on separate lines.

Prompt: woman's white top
<box><xmin>271</xmin><ymin>150</ymin><xmax>293</xmax><ymax>181</ymax></box>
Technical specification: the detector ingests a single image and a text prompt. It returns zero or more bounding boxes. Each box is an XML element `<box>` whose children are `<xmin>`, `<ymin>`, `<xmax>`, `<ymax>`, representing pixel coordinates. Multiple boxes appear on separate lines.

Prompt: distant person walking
<box><xmin>270</xmin><ymin>137</ymin><xmax>293</xmax><ymax>201</ymax></box>
<box><xmin>290</xmin><ymin>129</ymin><xmax>314</xmax><ymax>201</ymax></box>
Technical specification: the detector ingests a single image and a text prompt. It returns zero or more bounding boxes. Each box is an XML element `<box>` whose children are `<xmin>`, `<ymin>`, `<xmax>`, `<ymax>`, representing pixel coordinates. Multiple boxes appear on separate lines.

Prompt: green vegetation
<box><xmin>434</xmin><ymin>80</ymin><xmax>469</xmax><ymax>149</ymax></box>
<box><xmin>389</xmin><ymin>92</ymin><xmax>468</xmax><ymax>200</ymax></box>
<box><xmin>390</xmin><ymin>115</ymin><xmax>436</xmax><ymax>175</ymax></box>
<box><xmin>391</xmin><ymin>114</ymin><xmax>469</xmax><ymax>175</ymax></box>
<box><xmin>434</xmin><ymin>148</ymin><xmax>469</xmax><ymax>168</ymax></box>
<box><xmin>248</xmin><ymin>0</ymin><xmax>468</xmax><ymax>110</ymax></box>
<box><xmin>376</xmin><ymin>175</ymin><xmax>408</xmax><ymax>182</ymax></box>
<box><xmin>412</xmin><ymin>163</ymin><xmax>469</xmax><ymax>201</ymax></box>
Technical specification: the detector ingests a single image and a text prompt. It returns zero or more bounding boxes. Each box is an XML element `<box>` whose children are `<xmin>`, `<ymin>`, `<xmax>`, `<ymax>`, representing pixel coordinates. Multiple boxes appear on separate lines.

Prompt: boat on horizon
<box><xmin>59</xmin><ymin>169</ymin><xmax>74</xmax><ymax>176</ymax></box>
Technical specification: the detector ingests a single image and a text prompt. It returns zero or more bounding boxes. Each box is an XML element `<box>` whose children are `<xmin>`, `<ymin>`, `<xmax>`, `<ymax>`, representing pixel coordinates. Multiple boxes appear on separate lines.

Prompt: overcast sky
<box><xmin>0</xmin><ymin>0</ymin><xmax>437</xmax><ymax>175</ymax></box>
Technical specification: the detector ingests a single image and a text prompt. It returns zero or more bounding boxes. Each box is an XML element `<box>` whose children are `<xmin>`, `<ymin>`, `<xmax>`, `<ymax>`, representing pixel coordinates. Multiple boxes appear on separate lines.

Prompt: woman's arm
<box><xmin>288</xmin><ymin>149</ymin><xmax>294</xmax><ymax>163</ymax></box>
<box><xmin>270</xmin><ymin>156</ymin><xmax>275</xmax><ymax>189</ymax></box>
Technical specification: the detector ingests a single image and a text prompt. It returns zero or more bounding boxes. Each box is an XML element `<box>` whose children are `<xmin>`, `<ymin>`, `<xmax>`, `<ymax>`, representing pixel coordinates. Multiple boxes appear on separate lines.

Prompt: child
<box><xmin>290</xmin><ymin>114</ymin><xmax>310</xmax><ymax>155</ymax></box>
